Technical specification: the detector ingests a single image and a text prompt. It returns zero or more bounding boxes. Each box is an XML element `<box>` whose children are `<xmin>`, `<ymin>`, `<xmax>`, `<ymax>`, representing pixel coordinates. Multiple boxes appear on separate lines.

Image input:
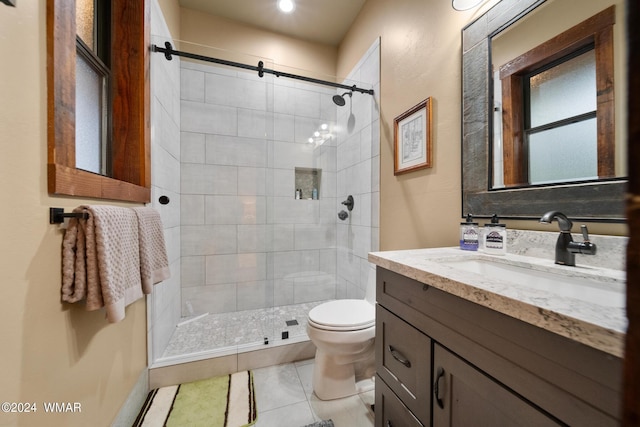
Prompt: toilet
<box><xmin>306</xmin><ymin>266</ymin><xmax>376</xmax><ymax>400</ymax></box>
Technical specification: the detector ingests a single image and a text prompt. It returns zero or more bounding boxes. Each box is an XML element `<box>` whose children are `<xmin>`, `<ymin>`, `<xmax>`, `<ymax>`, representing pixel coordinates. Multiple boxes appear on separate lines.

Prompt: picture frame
<box><xmin>393</xmin><ymin>97</ymin><xmax>433</xmax><ymax>175</ymax></box>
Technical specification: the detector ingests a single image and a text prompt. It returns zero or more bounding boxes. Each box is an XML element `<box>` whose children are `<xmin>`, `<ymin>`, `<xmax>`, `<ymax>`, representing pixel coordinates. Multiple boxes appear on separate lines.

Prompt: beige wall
<box><xmin>179</xmin><ymin>7</ymin><xmax>338</xmax><ymax>78</ymax></box>
<box><xmin>337</xmin><ymin>0</ymin><xmax>626</xmax><ymax>251</ymax></box>
<box><xmin>0</xmin><ymin>2</ymin><xmax>147</xmax><ymax>426</ymax></box>
<box><xmin>157</xmin><ymin>0</ymin><xmax>181</xmax><ymax>40</ymax></box>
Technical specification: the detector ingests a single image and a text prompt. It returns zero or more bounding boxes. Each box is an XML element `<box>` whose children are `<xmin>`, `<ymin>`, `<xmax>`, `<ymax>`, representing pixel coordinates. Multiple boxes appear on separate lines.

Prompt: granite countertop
<box><xmin>369</xmin><ymin>247</ymin><xmax>627</xmax><ymax>358</ymax></box>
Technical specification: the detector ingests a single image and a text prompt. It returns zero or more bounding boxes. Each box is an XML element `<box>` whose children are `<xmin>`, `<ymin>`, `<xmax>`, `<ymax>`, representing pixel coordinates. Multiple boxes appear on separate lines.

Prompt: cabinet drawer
<box><xmin>376</xmin><ymin>305</ymin><xmax>431</xmax><ymax>425</ymax></box>
<box><xmin>375</xmin><ymin>374</ymin><xmax>424</xmax><ymax>427</ymax></box>
<box><xmin>377</xmin><ymin>267</ymin><xmax>434</xmax><ymax>318</ymax></box>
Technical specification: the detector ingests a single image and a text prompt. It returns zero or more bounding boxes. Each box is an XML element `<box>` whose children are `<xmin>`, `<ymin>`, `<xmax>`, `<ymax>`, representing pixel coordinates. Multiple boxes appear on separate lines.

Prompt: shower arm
<box><xmin>152</xmin><ymin>42</ymin><xmax>375</xmax><ymax>96</ymax></box>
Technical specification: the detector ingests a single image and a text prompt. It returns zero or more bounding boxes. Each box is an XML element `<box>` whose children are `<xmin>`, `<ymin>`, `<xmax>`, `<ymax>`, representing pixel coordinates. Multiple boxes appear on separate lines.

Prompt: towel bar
<box><xmin>49</xmin><ymin>207</ymin><xmax>89</xmax><ymax>224</ymax></box>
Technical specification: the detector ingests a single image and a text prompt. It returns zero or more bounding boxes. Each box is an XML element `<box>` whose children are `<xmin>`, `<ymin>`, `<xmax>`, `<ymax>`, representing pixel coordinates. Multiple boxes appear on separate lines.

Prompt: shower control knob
<box><xmin>341</xmin><ymin>195</ymin><xmax>354</xmax><ymax>211</ymax></box>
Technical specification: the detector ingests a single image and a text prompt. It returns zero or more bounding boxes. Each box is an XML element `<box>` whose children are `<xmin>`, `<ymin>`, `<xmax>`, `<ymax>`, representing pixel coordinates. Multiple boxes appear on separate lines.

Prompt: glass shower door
<box><xmin>176</xmin><ymin>41</ymin><xmax>279</xmax><ymax>356</ymax></box>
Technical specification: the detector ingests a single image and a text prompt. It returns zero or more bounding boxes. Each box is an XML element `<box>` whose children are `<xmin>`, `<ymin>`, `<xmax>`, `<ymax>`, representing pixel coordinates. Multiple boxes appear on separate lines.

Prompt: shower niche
<box><xmin>295</xmin><ymin>167</ymin><xmax>321</xmax><ymax>200</ymax></box>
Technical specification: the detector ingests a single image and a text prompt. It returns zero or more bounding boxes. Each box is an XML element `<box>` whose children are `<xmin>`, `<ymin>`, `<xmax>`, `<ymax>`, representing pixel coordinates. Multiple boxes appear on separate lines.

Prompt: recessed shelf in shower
<box><xmin>295</xmin><ymin>167</ymin><xmax>321</xmax><ymax>200</ymax></box>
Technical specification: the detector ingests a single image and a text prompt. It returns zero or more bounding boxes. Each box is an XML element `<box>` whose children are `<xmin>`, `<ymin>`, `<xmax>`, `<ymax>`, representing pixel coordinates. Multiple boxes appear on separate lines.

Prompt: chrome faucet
<box><xmin>539</xmin><ymin>211</ymin><xmax>597</xmax><ymax>266</ymax></box>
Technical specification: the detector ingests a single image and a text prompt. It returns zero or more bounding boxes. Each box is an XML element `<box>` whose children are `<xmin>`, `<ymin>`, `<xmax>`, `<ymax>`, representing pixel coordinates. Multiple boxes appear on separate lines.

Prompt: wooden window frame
<box><xmin>498</xmin><ymin>6</ymin><xmax>615</xmax><ymax>187</ymax></box>
<box><xmin>47</xmin><ymin>0</ymin><xmax>151</xmax><ymax>203</ymax></box>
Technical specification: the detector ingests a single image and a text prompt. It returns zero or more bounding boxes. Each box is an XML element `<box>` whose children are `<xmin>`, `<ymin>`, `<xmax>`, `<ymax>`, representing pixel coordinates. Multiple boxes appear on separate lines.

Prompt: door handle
<box><xmin>434</xmin><ymin>366</ymin><xmax>445</xmax><ymax>409</ymax></box>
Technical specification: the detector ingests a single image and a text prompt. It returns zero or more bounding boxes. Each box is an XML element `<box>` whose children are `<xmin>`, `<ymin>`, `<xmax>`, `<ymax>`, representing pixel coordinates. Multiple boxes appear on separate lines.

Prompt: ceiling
<box><xmin>178</xmin><ymin>0</ymin><xmax>367</xmax><ymax>46</ymax></box>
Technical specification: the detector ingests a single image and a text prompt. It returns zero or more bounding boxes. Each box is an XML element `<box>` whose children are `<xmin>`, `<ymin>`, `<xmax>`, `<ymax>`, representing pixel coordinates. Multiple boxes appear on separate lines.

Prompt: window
<box><xmin>75</xmin><ymin>0</ymin><xmax>110</xmax><ymax>175</ymax></box>
<box><xmin>47</xmin><ymin>0</ymin><xmax>150</xmax><ymax>203</ymax></box>
<box><xmin>498</xmin><ymin>6</ymin><xmax>615</xmax><ymax>187</ymax></box>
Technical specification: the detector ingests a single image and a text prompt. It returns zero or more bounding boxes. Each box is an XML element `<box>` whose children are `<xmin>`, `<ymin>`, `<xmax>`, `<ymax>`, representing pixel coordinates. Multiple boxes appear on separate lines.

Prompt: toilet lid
<box><xmin>308</xmin><ymin>300</ymin><xmax>375</xmax><ymax>330</ymax></box>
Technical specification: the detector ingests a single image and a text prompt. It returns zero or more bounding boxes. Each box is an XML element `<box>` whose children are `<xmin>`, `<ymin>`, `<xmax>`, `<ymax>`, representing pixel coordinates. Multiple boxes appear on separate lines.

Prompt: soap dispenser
<box><xmin>460</xmin><ymin>214</ymin><xmax>479</xmax><ymax>251</ymax></box>
<box><xmin>483</xmin><ymin>214</ymin><xmax>507</xmax><ymax>255</ymax></box>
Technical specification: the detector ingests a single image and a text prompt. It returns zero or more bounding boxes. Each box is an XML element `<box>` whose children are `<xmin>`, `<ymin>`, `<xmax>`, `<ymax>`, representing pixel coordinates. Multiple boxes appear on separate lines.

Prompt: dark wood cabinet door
<box><xmin>432</xmin><ymin>344</ymin><xmax>562</xmax><ymax>427</ymax></box>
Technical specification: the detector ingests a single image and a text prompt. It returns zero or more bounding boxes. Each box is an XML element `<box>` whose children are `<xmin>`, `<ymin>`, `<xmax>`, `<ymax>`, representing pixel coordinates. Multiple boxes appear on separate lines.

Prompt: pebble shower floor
<box><xmin>161</xmin><ymin>301</ymin><xmax>326</xmax><ymax>358</ymax></box>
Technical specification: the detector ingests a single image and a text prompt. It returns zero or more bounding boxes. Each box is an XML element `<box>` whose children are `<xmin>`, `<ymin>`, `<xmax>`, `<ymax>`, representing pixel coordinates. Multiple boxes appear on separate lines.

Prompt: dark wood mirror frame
<box><xmin>461</xmin><ymin>0</ymin><xmax>626</xmax><ymax>222</ymax></box>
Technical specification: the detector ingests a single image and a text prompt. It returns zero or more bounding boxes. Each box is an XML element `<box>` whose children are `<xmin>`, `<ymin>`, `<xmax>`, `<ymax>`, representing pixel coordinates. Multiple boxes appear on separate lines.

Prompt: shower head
<box><xmin>332</xmin><ymin>91</ymin><xmax>352</xmax><ymax>106</ymax></box>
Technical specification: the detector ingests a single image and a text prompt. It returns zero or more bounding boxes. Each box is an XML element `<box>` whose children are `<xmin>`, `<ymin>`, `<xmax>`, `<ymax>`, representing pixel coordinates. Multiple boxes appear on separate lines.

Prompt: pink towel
<box><xmin>61</xmin><ymin>205</ymin><xmax>157</xmax><ymax>322</ymax></box>
<box><xmin>132</xmin><ymin>207</ymin><xmax>171</xmax><ymax>293</ymax></box>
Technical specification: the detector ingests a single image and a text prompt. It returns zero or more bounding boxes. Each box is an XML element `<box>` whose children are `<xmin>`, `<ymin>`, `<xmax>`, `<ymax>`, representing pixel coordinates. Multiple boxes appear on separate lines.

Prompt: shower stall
<box><xmin>148</xmin><ymin>15</ymin><xmax>380</xmax><ymax>367</ymax></box>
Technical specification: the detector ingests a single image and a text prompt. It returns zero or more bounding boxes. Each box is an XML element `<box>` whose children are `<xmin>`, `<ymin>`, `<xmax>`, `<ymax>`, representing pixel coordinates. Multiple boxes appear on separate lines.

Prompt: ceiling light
<box><xmin>452</xmin><ymin>0</ymin><xmax>484</xmax><ymax>11</ymax></box>
<box><xmin>278</xmin><ymin>0</ymin><xmax>295</xmax><ymax>13</ymax></box>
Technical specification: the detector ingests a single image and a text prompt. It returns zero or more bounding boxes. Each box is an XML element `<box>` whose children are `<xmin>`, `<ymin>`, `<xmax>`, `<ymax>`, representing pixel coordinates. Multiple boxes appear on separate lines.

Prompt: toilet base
<box><xmin>312</xmin><ymin>347</ymin><xmax>375</xmax><ymax>400</ymax></box>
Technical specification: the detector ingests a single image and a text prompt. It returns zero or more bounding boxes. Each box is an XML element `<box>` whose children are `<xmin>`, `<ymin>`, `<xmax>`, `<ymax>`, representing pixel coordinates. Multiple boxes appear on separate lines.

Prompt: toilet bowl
<box><xmin>307</xmin><ymin>267</ymin><xmax>376</xmax><ymax>400</ymax></box>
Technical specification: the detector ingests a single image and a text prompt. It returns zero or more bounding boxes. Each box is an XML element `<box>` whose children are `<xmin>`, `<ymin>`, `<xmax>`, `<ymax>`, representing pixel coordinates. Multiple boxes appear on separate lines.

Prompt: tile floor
<box><xmin>252</xmin><ymin>359</ymin><xmax>375</xmax><ymax>427</ymax></box>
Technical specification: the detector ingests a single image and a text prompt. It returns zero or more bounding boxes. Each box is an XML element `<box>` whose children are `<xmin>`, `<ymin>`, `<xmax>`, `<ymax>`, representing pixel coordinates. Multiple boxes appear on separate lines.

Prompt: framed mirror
<box><xmin>461</xmin><ymin>0</ymin><xmax>626</xmax><ymax>222</ymax></box>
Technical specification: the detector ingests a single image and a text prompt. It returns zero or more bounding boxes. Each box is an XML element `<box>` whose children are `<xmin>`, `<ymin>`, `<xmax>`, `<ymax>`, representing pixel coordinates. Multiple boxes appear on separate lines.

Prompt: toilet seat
<box><xmin>308</xmin><ymin>300</ymin><xmax>375</xmax><ymax>331</ymax></box>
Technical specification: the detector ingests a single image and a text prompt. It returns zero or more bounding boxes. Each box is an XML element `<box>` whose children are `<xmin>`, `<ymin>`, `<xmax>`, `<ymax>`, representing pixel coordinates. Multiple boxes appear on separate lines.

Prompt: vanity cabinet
<box><xmin>374</xmin><ymin>267</ymin><xmax>621</xmax><ymax>427</ymax></box>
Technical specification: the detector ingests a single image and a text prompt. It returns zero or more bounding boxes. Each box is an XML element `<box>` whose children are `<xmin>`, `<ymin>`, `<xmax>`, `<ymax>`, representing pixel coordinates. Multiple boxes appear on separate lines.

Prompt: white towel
<box><xmin>132</xmin><ymin>207</ymin><xmax>171</xmax><ymax>294</ymax></box>
<box><xmin>61</xmin><ymin>205</ymin><xmax>144</xmax><ymax>323</ymax></box>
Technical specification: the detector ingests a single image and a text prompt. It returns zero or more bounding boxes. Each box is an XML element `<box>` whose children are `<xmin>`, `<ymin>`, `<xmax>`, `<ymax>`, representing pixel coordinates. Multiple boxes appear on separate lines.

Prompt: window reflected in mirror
<box><xmin>527</xmin><ymin>49</ymin><xmax>597</xmax><ymax>185</ymax></box>
<box><xmin>491</xmin><ymin>4</ymin><xmax>621</xmax><ymax>189</ymax></box>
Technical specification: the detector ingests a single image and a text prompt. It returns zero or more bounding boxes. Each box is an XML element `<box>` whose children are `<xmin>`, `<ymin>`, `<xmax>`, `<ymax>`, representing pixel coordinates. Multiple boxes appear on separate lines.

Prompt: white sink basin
<box><xmin>440</xmin><ymin>258</ymin><xmax>625</xmax><ymax>308</ymax></box>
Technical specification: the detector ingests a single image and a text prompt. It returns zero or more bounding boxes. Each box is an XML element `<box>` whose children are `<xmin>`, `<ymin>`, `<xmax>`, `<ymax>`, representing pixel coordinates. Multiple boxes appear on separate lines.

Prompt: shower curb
<box><xmin>149</xmin><ymin>340</ymin><xmax>316</xmax><ymax>389</ymax></box>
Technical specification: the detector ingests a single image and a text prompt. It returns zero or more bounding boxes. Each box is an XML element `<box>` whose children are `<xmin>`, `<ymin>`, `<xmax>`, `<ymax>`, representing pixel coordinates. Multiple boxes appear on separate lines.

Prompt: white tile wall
<box><xmin>272</xmin><ymin>250</ymin><xmax>320</xmax><ymax>280</ymax></box>
<box><xmin>238</xmin><ymin>225</ymin><xmax>270</xmax><ymax>253</ymax></box>
<box><xmin>181</xmin><ymin>256</ymin><xmax>205</xmax><ymax>287</ymax></box>
<box><xmin>182</xmin><ymin>283</ymin><xmax>237</xmax><ymax>315</ymax></box>
<box><xmin>273</xmin><ymin>113</ymin><xmax>296</xmax><ymax>142</ymax></box>
<box><xmin>181</xmin><ymin>132</ymin><xmax>205</xmax><ymax>163</ymax></box>
<box><xmin>181</xmin><ymin>164</ymin><xmax>238</xmax><ymax>195</ymax></box>
<box><xmin>206</xmin><ymin>134</ymin><xmax>268</xmax><ymax>167</ymax></box>
<box><xmin>153</xmin><ymin>141</ymin><xmax>181</xmax><ymax>194</ymax></box>
<box><xmin>269</xmin><ymin>197</ymin><xmax>319</xmax><ymax>224</ymax></box>
<box><xmin>238</xmin><ymin>167</ymin><xmax>268</xmax><ymax>196</ymax></box>
<box><xmin>181</xmin><ymin>225</ymin><xmax>237</xmax><ymax>256</ymax></box>
<box><xmin>181</xmin><ymin>101</ymin><xmax>238</xmax><ymax>135</ymax></box>
<box><xmin>293</xmin><ymin>273</ymin><xmax>335</xmax><ymax>303</ymax></box>
<box><xmin>205</xmin><ymin>253</ymin><xmax>268</xmax><ymax>285</ymax></box>
<box><xmin>181</xmin><ymin>68</ymin><xmax>204</xmax><ymax>102</ymax></box>
<box><xmin>237</xmin><ymin>280</ymin><xmax>275</xmax><ymax>311</ymax></box>
<box><xmin>238</xmin><ymin>109</ymin><xmax>272</xmax><ymax>139</ymax></box>
<box><xmin>294</xmin><ymin>224</ymin><xmax>337</xmax><ymax>250</ymax></box>
<box><xmin>272</xmin><ymin>225</ymin><xmax>295</xmax><ymax>251</ymax></box>
<box><xmin>204</xmin><ymin>72</ymin><xmax>268</xmax><ymax>110</ymax></box>
<box><xmin>181</xmin><ymin>194</ymin><xmax>205</xmax><ymax>225</ymax></box>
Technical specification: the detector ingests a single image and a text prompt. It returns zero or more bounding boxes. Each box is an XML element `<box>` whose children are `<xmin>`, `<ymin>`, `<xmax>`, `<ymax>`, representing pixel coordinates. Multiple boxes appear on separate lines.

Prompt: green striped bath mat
<box><xmin>133</xmin><ymin>371</ymin><xmax>257</xmax><ymax>427</ymax></box>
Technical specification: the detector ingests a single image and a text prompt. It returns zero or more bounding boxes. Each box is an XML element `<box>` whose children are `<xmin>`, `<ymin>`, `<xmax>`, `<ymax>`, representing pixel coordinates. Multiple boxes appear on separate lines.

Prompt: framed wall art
<box><xmin>394</xmin><ymin>97</ymin><xmax>433</xmax><ymax>175</ymax></box>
